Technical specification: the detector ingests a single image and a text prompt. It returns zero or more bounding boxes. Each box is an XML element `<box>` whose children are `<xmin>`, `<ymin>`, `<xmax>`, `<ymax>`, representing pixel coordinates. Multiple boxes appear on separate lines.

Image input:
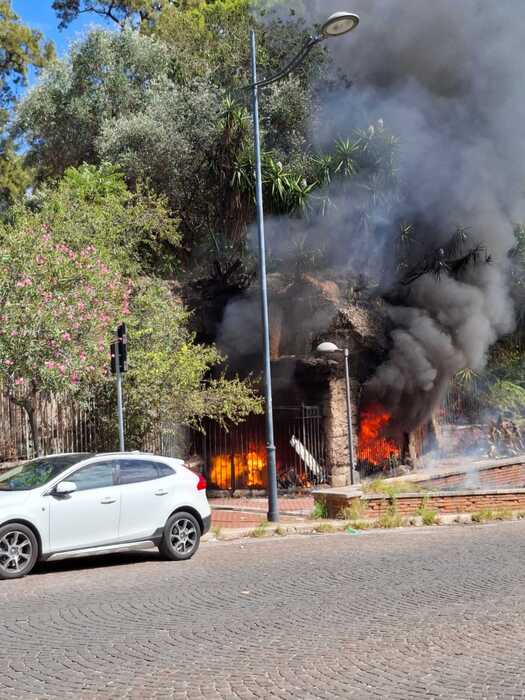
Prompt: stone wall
<box><xmin>323</xmin><ymin>376</ymin><xmax>359</xmax><ymax>488</ymax></box>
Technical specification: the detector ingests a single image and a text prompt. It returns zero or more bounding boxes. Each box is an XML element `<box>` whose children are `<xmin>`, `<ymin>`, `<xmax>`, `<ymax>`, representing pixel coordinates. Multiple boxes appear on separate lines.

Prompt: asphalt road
<box><xmin>2</xmin><ymin>521</ymin><xmax>525</xmax><ymax>699</ymax></box>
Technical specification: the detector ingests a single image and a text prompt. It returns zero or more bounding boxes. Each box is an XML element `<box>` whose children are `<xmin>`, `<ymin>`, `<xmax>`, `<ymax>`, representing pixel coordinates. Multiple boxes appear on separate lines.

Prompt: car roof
<box><xmin>37</xmin><ymin>451</ymin><xmax>183</xmax><ymax>461</ymax></box>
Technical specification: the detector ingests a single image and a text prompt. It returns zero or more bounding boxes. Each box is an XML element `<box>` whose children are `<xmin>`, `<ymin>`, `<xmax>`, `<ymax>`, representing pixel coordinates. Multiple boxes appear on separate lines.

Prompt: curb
<box><xmin>202</xmin><ymin>520</ymin><xmax>344</xmax><ymax>542</ymax></box>
<box><xmin>202</xmin><ymin>511</ymin><xmax>525</xmax><ymax>544</ymax></box>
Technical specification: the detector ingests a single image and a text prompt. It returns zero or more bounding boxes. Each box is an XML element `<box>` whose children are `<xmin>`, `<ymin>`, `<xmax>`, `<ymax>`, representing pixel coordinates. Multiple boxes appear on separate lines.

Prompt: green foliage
<box><xmin>52</xmin><ymin>0</ymin><xmax>152</xmax><ymax>28</ymax></box>
<box><xmin>0</xmin><ymin>203</ymin><xmax>128</xmax><ymax>452</ymax></box>
<box><xmin>0</xmin><ymin>163</ymin><xmax>262</xmax><ymax>451</ymax></box>
<box><xmin>102</xmin><ymin>278</ymin><xmax>263</xmax><ymax>447</ymax></box>
<box><xmin>26</xmin><ymin>163</ymin><xmax>180</xmax><ymax>276</ymax></box>
<box><xmin>362</xmin><ymin>478</ymin><xmax>425</xmax><ymax>497</ymax></box>
<box><xmin>311</xmin><ymin>498</ymin><xmax>328</xmax><ymax>520</ymax></box>
<box><xmin>14</xmin><ymin>29</ymin><xmax>172</xmax><ymax>181</ymax></box>
<box><xmin>0</xmin><ymin>1</ymin><xmax>53</xmax><ymax>113</ymax></box>
<box><xmin>0</xmin><ymin>2</ymin><xmax>53</xmax><ymax>211</ymax></box>
<box><xmin>376</xmin><ymin>505</ymin><xmax>404</xmax><ymax>529</ymax></box>
<box><xmin>15</xmin><ymin>5</ymin><xmax>332</xmax><ymax>268</ymax></box>
<box><xmin>485</xmin><ymin>380</ymin><xmax>525</xmax><ymax>416</ymax></box>
<box><xmin>416</xmin><ymin>497</ymin><xmax>439</xmax><ymax>526</ymax></box>
<box><xmin>249</xmin><ymin>520</ymin><xmax>269</xmax><ymax>538</ymax></box>
<box><xmin>337</xmin><ymin>499</ymin><xmax>366</xmax><ymax>521</ymax></box>
<box><xmin>0</xmin><ymin>140</ymin><xmax>31</xmax><ymax>214</ymax></box>
<box><xmin>471</xmin><ymin>507</ymin><xmax>513</xmax><ymax>523</ymax></box>
<box><xmin>345</xmin><ymin>520</ymin><xmax>372</xmax><ymax>531</ymax></box>
<box><xmin>471</xmin><ymin>509</ymin><xmax>495</xmax><ymax>524</ymax></box>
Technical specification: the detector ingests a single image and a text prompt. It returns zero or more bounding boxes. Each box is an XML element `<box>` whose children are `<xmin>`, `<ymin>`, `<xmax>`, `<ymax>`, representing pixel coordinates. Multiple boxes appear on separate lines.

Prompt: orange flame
<box><xmin>358</xmin><ymin>403</ymin><xmax>400</xmax><ymax>466</ymax></box>
<box><xmin>210</xmin><ymin>447</ymin><xmax>267</xmax><ymax>489</ymax></box>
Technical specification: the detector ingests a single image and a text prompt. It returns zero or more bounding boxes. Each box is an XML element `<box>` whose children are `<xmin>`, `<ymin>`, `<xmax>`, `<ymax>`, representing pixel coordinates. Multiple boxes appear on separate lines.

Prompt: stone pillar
<box><xmin>269</xmin><ymin>305</ymin><xmax>284</xmax><ymax>360</ymax></box>
<box><xmin>323</xmin><ymin>376</ymin><xmax>359</xmax><ymax>487</ymax></box>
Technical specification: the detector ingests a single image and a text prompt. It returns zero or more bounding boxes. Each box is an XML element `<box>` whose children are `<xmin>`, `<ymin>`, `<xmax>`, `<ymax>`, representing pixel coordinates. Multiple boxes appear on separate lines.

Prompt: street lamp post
<box><xmin>317</xmin><ymin>342</ymin><xmax>357</xmax><ymax>485</ymax></box>
<box><xmin>248</xmin><ymin>12</ymin><xmax>360</xmax><ymax>522</ymax></box>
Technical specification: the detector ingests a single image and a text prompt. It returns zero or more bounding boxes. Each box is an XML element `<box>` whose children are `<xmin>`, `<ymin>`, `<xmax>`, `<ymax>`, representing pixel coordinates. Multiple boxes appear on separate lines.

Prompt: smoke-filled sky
<box><xmin>246</xmin><ymin>0</ymin><xmax>524</xmax><ymax>429</ymax></box>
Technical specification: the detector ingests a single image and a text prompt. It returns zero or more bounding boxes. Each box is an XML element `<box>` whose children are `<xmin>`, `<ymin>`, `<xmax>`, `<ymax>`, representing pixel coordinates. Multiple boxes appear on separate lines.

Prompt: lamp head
<box><xmin>316</xmin><ymin>342</ymin><xmax>342</xmax><ymax>354</ymax></box>
<box><xmin>320</xmin><ymin>11</ymin><xmax>360</xmax><ymax>38</ymax></box>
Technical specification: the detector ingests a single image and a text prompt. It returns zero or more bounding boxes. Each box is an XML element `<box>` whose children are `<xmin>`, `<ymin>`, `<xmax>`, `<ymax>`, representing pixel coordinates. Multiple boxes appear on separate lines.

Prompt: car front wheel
<box><xmin>0</xmin><ymin>523</ymin><xmax>38</xmax><ymax>580</ymax></box>
<box><xmin>159</xmin><ymin>512</ymin><xmax>201</xmax><ymax>561</ymax></box>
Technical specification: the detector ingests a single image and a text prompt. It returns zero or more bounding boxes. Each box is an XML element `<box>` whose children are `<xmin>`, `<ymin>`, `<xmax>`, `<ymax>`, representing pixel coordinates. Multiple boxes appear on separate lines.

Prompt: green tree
<box><xmin>1</xmin><ymin>163</ymin><xmax>262</xmax><ymax>452</ymax></box>
<box><xmin>52</xmin><ymin>0</ymin><xmax>175</xmax><ymax>28</ymax></box>
<box><xmin>14</xmin><ymin>4</ymin><xmax>329</xmax><ymax>265</ymax></box>
<box><xmin>0</xmin><ymin>1</ymin><xmax>53</xmax><ymax>210</ymax></box>
<box><xmin>31</xmin><ymin>162</ymin><xmax>181</xmax><ymax>276</ymax></box>
<box><xmin>106</xmin><ymin>278</ymin><xmax>262</xmax><ymax>448</ymax></box>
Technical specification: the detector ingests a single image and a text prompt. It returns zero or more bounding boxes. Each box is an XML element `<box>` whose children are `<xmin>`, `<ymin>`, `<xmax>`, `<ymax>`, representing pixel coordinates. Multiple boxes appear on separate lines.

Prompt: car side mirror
<box><xmin>55</xmin><ymin>481</ymin><xmax>77</xmax><ymax>496</ymax></box>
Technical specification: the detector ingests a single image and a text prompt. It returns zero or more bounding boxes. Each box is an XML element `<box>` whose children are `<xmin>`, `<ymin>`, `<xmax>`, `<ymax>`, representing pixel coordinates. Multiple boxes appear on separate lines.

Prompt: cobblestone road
<box><xmin>2</xmin><ymin>521</ymin><xmax>525</xmax><ymax>699</ymax></box>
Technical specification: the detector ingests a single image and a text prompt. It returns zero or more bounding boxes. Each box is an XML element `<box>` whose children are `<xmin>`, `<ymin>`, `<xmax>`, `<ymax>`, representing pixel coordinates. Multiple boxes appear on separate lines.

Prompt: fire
<box><xmin>210</xmin><ymin>447</ymin><xmax>267</xmax><ymax>489</ymax></box>
<box><xmin>358</xmin><ymin>403</ymin><xmax>400</xmax><ymax>466</ymax></box>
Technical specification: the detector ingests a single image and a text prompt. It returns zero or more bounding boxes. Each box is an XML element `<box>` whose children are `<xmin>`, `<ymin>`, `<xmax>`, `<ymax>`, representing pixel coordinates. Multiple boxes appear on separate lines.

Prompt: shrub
<box><xmin>311</xmin><ymin>498</ymin><xmax>328</xmax><ymax>520</ymax></box>
<box><xmin>416</xmin><ymin>497</ymin><xmax>439</xmax><ymax>526</ymax></box>
<box><xmin>376</xmin><ymin>506</ymin><xmax>404</xmax><ymax>529</ymax></box>
<box><xmin>248</xmin><ymin>521</ymin><xmax>268</xmax><ymax>538</ymax></box>
<box><xmin>471</xmin><ymin>509</ymin><xmax>495</xmax><ymax>523</ymax></box>
<box><xmin>337</xmin><ymin>499</ymin><xmax>366</xmax><ymax>521</ymax></box>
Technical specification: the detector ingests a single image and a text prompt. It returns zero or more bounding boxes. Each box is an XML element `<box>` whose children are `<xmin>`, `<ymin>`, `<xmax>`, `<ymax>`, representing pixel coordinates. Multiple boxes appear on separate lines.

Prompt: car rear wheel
<box><xmin>0</xmin><ymin>523</ymin><xmax>38</xmax><ymax>580</ymax></box>
<box><xmin>159</xmin><ymin>511</ymin><xmax>201</xmax><ymax>561</ymax></box>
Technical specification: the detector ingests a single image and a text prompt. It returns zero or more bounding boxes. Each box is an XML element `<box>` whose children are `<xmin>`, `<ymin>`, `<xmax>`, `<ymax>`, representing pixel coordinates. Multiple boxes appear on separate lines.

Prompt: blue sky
<box><xmin>13</xmin><ymin>1</ymin><xmax>110</xmax><ymax>57</ymax></box>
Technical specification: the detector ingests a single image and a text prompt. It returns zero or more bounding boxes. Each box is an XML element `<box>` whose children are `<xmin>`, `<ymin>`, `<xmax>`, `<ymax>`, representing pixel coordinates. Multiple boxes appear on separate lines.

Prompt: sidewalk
<box><xmin>209</xmin><ymin>495</ymin><xmax>314</xmax><ymax>529</ymax></box>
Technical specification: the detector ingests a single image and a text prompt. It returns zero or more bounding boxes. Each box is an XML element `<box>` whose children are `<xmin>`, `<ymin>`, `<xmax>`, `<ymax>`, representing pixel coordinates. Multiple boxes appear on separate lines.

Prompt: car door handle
<box><xmin>155</xmin><ymin>490</ymin><xmax>169</xmax><ymax>496</ymax></box>
<box><xmin>100</xmin><ymin>497</ymin><xmax>117</xmax><ymax>504</ymax></box>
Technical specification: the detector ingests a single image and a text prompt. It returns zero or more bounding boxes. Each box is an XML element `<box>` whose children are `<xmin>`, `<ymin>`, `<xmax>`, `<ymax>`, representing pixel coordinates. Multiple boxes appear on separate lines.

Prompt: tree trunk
<box><xmin>24</xmin><ymin>390</ymin><xmax>41</xmax><ymax>458</ymax></box>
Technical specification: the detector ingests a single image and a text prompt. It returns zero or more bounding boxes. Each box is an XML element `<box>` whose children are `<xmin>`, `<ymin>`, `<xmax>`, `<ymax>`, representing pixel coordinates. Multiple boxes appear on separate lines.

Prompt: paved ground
<box><xmin>2</xmin><ymin>521</ymin><xmax>525</xmax><ymax>699</ymax></box>
<box><xmin>210</xmin><ymin>495</ymin><xmax>314</xmax><ymax>528</ymax></box>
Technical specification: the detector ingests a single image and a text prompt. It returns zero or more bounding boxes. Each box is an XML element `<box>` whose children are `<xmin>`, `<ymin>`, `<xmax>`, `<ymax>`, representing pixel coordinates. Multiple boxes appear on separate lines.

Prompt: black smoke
<box><xmin>245</xmin><ymin>0</ymin><xmax>522</xmax><ymax>429</ymax></box>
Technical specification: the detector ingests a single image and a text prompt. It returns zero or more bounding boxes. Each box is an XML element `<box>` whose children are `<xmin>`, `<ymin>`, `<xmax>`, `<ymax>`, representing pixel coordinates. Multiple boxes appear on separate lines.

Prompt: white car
<box><xmin>0</xmin><ymin>452</ymin><xmax>211</xmax><ymax>580</ymax></box>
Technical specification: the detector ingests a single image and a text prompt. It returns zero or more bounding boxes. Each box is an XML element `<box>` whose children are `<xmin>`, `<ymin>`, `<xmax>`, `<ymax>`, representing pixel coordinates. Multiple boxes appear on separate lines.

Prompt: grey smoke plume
<box><xmin>312</xmin><ymin>0</ymin><xmax>523</xmax><ymax>428</ymax></box>
<box><xmin>224</xmin><ymin>0</ymin><xmax>525</xmax><ymax>429</ymax></box>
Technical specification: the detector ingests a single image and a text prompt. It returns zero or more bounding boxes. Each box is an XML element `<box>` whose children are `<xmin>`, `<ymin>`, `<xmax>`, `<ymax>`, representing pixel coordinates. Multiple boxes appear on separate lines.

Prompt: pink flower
<box><xmin>45</xmin><ymin>361</ymin><xmax>56</xmax><ymax>370</ymax></box>
<box><xmin>70</xmin><ymin>372</ymin><xmax>79</xmax><ymax>385</ymax></box>
<box><xmin>79</xmin><ymin>352</ymin><xmax>87</xmax><ymax>362</ymax></box>
<box><xmin>14</xmin><ymin>377</ymin><xmax>23</xmax><ymax>386</ymax></box>
<box><xmin>62</xmin><ymin>332</ymin><xmax>71</xmax><ymax>341</ymax></box>
<box><xmin>58</xmin><ymin>364</ymin><xmax>66</xmax><ymax>374</ymax></box>
<box><xmin>4</xmin><ymin>359</ymin><xmax>13</xmax><ymax>366</ymax></box>
<box><xmin>10</xmin><ymin>330</ymin><xmax>17</xmax><ymax>337</ymax></box>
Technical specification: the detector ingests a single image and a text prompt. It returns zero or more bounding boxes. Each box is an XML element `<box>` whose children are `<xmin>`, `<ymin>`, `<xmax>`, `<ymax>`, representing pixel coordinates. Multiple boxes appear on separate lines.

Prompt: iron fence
<box><xmin>195</xmin><ymin>405</ymin><xmax>327</xmax><ymax>491</ymax></box>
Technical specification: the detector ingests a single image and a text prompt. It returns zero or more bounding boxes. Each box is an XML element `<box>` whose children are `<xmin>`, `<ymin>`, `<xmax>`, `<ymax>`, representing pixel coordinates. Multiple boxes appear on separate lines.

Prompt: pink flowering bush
<box><xmin>0</xmin><ymin>222</ymin><xmax>129</xmax><ymax>452</ymax></box>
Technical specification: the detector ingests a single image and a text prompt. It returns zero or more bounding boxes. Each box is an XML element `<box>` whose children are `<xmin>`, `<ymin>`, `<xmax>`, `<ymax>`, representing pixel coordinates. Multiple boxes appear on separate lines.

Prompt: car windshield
<box><xmin>0</xmin><ymin>454</ymin><xmax>94</xmax><ymax>491</ymax></box>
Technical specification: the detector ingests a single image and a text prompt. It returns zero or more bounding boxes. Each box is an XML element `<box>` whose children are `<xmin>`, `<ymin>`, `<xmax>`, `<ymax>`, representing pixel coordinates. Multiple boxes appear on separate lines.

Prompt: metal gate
<box><xmin>196</xmin><ymin>405</ymin><xmax>327</xmax><ymax>491</ymax></box>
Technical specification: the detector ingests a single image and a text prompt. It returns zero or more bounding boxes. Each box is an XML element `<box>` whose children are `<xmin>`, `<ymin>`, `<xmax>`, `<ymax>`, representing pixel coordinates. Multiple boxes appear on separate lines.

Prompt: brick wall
<box><xmin>322</xmin><ymin>489</ymin><xmax>525</xmax><ymax>519</ymax></box>
<box><xmin>417</xmin><ymin>461</ymin><xmax>525</xmax><ymax>490</ymax></box>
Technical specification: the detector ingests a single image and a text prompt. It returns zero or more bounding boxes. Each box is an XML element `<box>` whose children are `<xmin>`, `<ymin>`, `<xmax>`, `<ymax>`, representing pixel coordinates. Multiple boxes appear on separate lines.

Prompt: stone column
<box><xmin>323</xmin><ymin>376</ymin><xmax>359</xmax><ymax>487</ymax></box>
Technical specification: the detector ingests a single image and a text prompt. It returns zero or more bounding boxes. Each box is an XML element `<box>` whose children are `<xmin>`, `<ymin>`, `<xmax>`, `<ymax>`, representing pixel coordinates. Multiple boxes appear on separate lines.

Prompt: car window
<box><xmin>118</xmin><ymin>459</ymin><xmax>161</xmax><ymax>485</ymax></box>
<box><xmin>0</xmin><ymin>454</ymin><xmax>94</xmax><ymax>491</ymax></box>
<box><xmin>158</xmin><ymin>463</ymin><xmax>174</xmax><ymax>477</ymax></box>
<box><xmin>67</xmin><ymin>461</ymin><xmax>115</xmax><ymax>491</ymax></box>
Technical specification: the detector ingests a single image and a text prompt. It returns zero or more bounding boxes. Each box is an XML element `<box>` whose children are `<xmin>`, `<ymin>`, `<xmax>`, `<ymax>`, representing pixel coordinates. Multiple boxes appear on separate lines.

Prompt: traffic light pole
<box><xmin>114</xmin><ymin>336</ymin><xmax>125</xmax><ymax>452</ymax></box>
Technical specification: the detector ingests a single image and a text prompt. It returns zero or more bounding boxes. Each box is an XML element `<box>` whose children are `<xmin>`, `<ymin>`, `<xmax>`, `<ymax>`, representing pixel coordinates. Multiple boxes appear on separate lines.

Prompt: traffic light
<box><xmin>109</xmin><ymin>323</ymin><xmax>128</xmax><ymax>375</ymax></box>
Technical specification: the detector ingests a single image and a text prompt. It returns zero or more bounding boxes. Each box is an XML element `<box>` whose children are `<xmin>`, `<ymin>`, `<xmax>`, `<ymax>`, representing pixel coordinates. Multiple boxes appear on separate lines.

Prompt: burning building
<box><xmin>189</xmin><ymin>0</ymin><xmax>525</xmax><ymax>491</ymax></box>
<box><xmin>190</xmin><ymin>272</ymin><xmax>429</xmax><ymax>491</ymax></box>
